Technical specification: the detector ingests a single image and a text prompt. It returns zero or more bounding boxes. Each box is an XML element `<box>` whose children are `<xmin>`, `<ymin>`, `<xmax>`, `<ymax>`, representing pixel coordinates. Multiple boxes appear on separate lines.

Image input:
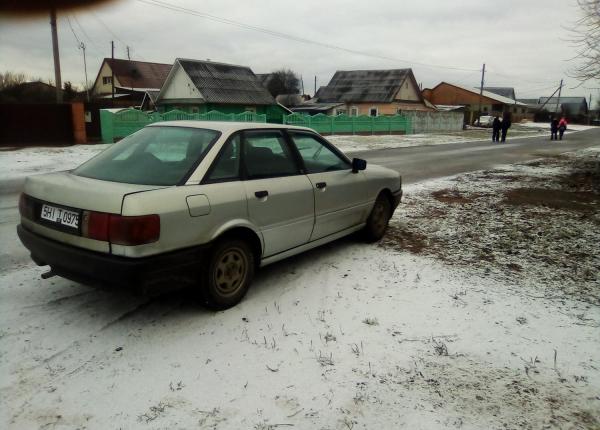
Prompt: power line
<box><xmin>136</xmin><ymin>0</ymin><xmax>480</xmax><ymax>73</ymax></box>
<box><xmin>65</xmin><ymin>16</ymin><xmax>82</xmax><ymax>48</ymax></box>
<box><xmin>71</xmin><ymin>14</ymin><xmax>102</xmax><ymax>54</ymax></box>
<box><xmin>91</xmin><ymin>11</ymin><xmax>126</xmax><ymax>46</ymax></box>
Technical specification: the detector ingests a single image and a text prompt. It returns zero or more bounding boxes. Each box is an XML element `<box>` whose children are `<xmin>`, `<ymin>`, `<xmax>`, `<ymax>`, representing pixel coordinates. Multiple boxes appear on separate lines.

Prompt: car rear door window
<box><xmin>288</xmin><ymin>132</ymin><xmax>351</xmax><ymax>173</ymax></box>
<box><xmin>74</xmin><ymin>126</ymin><xmax>219</xmax><ymax>186</ymax></box>
<box><xmin>242</xmin><ymin>130</ymin><xmax>299</xmax><ymax>179</ymax></box>
<box><xmin>204</xmin><ymin>134</ymin><xmax>241</xmax><ymax>182</ymax></box>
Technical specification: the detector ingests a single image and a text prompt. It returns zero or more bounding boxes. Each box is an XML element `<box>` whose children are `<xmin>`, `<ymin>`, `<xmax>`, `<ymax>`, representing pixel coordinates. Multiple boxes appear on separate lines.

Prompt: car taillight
<box><xmin>109</xmin><ymin>214</ymin><xmax>160</xmax><ymax>246</ymax></box>
<box><xmin>82</xmin><ymin>211</ymin><xmax>110</xmax><ymax>241</ymax></box>
<box><xmin>18</xmin><ymin>193</ymin><xmax>34</xmax><ymax>220</ymax></box>
<box><xmin>82</xmin><ymin>211</ymin><xmax>160</xmax><ymax>246</ymax></box>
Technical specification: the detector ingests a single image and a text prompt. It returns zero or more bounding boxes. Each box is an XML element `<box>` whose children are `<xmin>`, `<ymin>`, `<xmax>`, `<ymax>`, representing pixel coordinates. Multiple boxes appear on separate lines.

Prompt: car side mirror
<box><xmin>352</xmin><ymin>158</ymin><xmax>367</xmax><ymax>173</ymax></box>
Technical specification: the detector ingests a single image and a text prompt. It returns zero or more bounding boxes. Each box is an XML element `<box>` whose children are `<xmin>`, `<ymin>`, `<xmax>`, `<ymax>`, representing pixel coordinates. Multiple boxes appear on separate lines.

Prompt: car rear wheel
<box><xmin>363</xmin><ymin>194</ymin><xmax>392</xmax><ymax>242</ymax></box>
<box><xmin>199</xmin><ymin>238</ymin><xmax>255</xmax><ymax>310</ymax></box>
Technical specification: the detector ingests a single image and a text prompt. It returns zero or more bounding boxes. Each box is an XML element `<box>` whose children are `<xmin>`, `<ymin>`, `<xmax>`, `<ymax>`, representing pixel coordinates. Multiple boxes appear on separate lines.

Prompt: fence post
<box><xmin>100</xmin><ymin>109</ymin><xmax>114</xmax><ymax>143</ymax></box>
<box><xmin>331</xmin><ymin>115</ymin><xmax>335</xmax><ymax>135</ymax></box>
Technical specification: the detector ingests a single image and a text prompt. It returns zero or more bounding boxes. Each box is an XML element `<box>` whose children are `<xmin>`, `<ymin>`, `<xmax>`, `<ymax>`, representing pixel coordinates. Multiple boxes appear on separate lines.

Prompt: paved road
<box><xmin>350</xmin><ymin>128</ymin><xmax>600</xmax><ymax>184</ymax></box>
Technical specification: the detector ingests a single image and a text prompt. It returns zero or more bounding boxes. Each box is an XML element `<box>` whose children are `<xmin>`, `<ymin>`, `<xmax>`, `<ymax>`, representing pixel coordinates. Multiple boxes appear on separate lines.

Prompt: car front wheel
<box><xmin>199</xmin><ymin>238</ymin><xmax>255</xmax><ymax>310</ymax></box>
<box><xmin>363</xmin><ymin>195</ymin><xmax>392</xmax><ymax>242</ymax></box>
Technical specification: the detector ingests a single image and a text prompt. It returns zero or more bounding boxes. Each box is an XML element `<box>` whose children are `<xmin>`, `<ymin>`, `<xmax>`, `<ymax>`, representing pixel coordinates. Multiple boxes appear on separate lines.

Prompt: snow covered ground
<box><xmin>519</xmin><ymin>121</ymin><xmax>597</xmax><ymax>132</ymax></box>
<box><xmin>328</xmin><ymin>126</ymin><xmax>546</xmax><ymax>153</ymax></box>
<box><xmin>1</xmin><ymin>144</ymin><xmax>599</xmax><ymax>429</ymax></box>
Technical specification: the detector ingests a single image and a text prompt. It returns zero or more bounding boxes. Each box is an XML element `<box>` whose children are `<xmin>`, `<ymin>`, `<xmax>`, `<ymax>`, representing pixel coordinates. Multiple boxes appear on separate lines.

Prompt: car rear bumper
<box><xmin>17</xmin><ymin>224</ymin><xmax>208</xmax><ymax>295</ymax></box>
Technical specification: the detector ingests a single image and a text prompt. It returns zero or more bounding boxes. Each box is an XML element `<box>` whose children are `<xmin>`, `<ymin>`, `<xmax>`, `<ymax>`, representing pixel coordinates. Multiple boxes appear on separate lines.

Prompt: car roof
<box><xmin>147</xmin><ymin>120</ymin><xmax>314</xmax><ymax>133</ymax></box>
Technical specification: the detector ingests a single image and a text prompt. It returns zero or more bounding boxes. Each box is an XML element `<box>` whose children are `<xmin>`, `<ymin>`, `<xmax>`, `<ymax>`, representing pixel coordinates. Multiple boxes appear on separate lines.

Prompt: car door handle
<box><xmin>315</xmin><ymin>182</ymin><xmax>327</xmax><ymax>189</ymax></box>
<box><xmin>255</xmin><ymin>190</ymin><xmax>268</xmax><ymax>198</ymax></box>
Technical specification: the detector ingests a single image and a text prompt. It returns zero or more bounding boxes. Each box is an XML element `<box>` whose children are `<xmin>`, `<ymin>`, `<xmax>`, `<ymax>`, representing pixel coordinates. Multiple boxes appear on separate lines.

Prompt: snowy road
<box><xmin>351</xmin><ymin>127</ymin><xmax>600</xmax><ymax>184</ymax></box>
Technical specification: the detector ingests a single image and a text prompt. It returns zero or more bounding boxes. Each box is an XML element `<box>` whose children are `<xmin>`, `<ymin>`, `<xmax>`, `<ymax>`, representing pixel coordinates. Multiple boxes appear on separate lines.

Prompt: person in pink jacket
<box><xmin>558</xmin><ymin>117</ymin><xmax>568</xmax><ymax>140</ymax></box>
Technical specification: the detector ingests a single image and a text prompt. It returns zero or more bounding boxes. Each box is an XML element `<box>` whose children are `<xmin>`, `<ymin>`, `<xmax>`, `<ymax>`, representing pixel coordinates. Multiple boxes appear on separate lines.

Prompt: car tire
<box><xmin>199</xmin><ymin>238</ymin><xmax>255</xmax><ymax>310</ymax></box>
<box><xmin>363</xmin><ymin>194</ymin><xmax>392</xmax><ymax>242</ymax></box>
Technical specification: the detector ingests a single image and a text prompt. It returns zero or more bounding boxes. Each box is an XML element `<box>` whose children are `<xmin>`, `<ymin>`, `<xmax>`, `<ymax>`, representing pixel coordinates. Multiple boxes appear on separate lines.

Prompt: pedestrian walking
<box><xmin>558</xmin><ymin>116</ymin><xmax>568</xmax><ymax>140</ymax></box>
<box><xmin>492</xmin><ymin>116</ymin><xmax>501</xmax><ymax>142</ymax></box>
<box><xmin>501</xmin><ymin>112</ymin><xmax>511</xmax><ymax>142</ymax></box>
<box><xmin>550</xmin><ymin>117</ymin><xmax>559</xmax><ymax>140</ymax></box>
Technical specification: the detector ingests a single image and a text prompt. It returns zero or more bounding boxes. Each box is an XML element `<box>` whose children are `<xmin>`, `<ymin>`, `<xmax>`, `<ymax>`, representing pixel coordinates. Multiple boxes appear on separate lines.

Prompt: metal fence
<box><xmin>405</xmin><ymin>111</ymin><xmax>464</xmax><ymax>133</ymax></box>
<box><xmin>100</xmin><ymin>109</ymin><xmax>267</xmax><ymax>143</ymax></box>
<box><xmin>283</xmin><ymin>113</ymin><xmax>412</xmax><ymax>135</ymax></box>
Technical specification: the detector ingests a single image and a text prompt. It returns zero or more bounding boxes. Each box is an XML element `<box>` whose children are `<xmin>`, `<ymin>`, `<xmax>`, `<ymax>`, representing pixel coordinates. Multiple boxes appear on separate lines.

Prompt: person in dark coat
<box><xmin>501</xmin><ymin>112</ymin><xmax>511</xmax><ymax>142</ymax></box>
<box><xmin>550</xmin><ymin>117</ymin><xmax>559</xmax><ymax>140</ymax></box>
<box><xmin>558</xmin><ymin>117</ymin><xmax>568</xmax><ymax>140</ymax></box>
<box><xmin>492</xmin><ymin>116</ymin><xmax>501</xmax><ymax>142</ymax></box>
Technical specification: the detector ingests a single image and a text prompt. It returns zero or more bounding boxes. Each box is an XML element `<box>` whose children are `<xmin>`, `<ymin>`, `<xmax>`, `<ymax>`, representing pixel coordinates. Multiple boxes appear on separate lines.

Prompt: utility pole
<box><xmin>536</xmin><ymin>84</ymin><xmax>562</xmax><ymax>113</ymax></box>
<box><xmin>555</xmin><ymin>79</ymin><xmax>563</xmax><ymax>115</ymax></box>
<box><xmin>477</xmin><ymin>63</ymin><xmax>486</xmax><ymax>122</ymax></box>
<box><xmin>111</xmin><ymin>41</ymin><xmax>115</xmax><ymax>105</ymax></box>
<box><xmin>126</xmin><ymin>46</ymin><xmax>130</xmax><ymax>60</ymax></box>
<box><xmin>50</xmin><ymin>7</ymin><xmax>63</xmax><ymax>103</ymax></box>
<box><xmin>80</xmin><ymin>42</ymin><xmax>89</xmax><ymax>102</ymax></box>
<box><xmin>314</xmin><ymin>76</ymin><xmax>317</xmax><ymax>97</ymax></box>
<box><xmin>300</xmin><ymin>75</ymin><xmax>304</xmax><ymax>96</ymax></box>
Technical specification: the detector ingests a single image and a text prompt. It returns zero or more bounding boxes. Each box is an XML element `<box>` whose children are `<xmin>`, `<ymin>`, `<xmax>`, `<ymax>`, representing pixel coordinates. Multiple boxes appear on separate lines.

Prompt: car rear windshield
<box><xmin>73</xmin><ymin>126</ymin><xmax>220</xmax><ymax>186</ymax></box>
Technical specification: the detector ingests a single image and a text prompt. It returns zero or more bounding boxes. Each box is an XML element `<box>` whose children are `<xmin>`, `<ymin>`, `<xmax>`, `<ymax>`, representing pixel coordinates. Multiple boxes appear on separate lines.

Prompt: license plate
<box><xmin>40</xmin><ymin>204</ymin><xmax>79</xmax><ymax>229</ymax></box>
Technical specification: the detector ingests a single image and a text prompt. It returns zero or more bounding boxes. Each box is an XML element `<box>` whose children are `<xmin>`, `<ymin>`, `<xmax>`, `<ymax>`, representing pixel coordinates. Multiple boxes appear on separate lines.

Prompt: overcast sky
<box><xmin>1</xmin><ymin>0</ymin><xmax>598</xmax><ymax>101</ymax></box>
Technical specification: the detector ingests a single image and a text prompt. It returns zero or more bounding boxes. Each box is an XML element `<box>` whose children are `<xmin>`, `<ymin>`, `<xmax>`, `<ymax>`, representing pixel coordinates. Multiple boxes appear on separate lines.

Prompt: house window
<box><xmin>350</xmin><ymin>107</ymin><xmax>359</xmax><ymax>116</ymax></box>
<box><xmin>244</xmin><ymin>106</ymin><xmax>256</xmax><ymax>113</ymax></box>
<box><xmin>336</xmin><ymin>109</ymin><xmax>347</xmax><ymax>116</ymax></box>
<box><xmin>102</xmin><ymin>76</ymin><xmax>112</xmax><ymax>85</ymax></box>
<box><xmin>191</xmin><ymin>107</ymin><xmax>199</xmax><ymax>114</ymax></box>
<box><xmin>521</xmin><ymin>108</ymin><xmax>526</xmax><ymax>114</ymax></box>
<box><xmin>483</xmin><ymin>106</ymin><xmax>488</xmax><ymax>112</ymax></box>
<box><xmin>513</xmin><ymin>108</ymin><xmax>517</xmax><ymax>113</ymax></box>
<box><xmin>396</xmin><ymin>108</ymin><xmax>403</xmax><ymax>115</ymax></box>
<box><xmin>369</xmin><ymin>107</ymin><xmax>378</xmax><ymax>117</ymax></box>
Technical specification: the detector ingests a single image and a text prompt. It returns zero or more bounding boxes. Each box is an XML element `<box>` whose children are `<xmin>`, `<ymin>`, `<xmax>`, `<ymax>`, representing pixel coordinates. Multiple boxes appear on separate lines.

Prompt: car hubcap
<box><xmin>214</xmin><ymin>248</ymin><xmax>248</xmax><ymax>296</ymax></box>
<box><xmin>372</xmin><ymin>202</ymin><xmax>388</xmax><ymax>234</ymax></box>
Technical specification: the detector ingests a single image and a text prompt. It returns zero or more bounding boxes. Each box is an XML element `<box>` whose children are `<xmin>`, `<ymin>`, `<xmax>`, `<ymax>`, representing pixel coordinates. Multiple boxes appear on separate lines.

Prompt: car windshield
<box><xmin>73</xmin><ymin>126</ymin><xmax>220</xmax><ymax>186</ymax></box>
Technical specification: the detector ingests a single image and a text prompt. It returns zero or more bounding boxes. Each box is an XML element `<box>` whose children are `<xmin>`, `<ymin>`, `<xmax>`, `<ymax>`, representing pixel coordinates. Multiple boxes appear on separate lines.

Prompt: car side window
<box><xmin>289</xmin><ymin>132</ymin><xmax>351</xmax><ymax>174</ymax></box>
<box><xmin>243</xmin><ymin>130</ymin><xmax>299</xmax><ymax>179</ymax></box>
<box><xmin>205</xmin><ymin>134</ymin><xmax>241</xmax><ymax>182</ymax></box>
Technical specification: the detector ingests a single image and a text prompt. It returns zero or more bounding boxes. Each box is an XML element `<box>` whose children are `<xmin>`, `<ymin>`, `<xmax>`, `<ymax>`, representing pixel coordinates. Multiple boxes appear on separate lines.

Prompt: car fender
<box><xmin>210</xmin><ymin>219</ymin><xmax>265</xmax><ymax>252</ymax></box>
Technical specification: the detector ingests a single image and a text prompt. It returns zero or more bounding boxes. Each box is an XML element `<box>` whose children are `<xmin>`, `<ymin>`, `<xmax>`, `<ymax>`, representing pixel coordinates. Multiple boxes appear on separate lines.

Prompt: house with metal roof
<box><xmin>91</xmin><ymin>58</ymin><xmax>172</xmax><ymax>105</ymax></box>
<box><xmin>155</xmin><ymin>58</ymin><xmax>290</xmax><ymax>122</ymax></box>
<box><xmin>517</xmin><ymin>96</ymin><xmax>589</xmax><ymax>122</ymax></box>
<box><xmin>483</xmin><ymin>87</ymin><xmax>516</xmax><ymax>101</ymax></box>
<box><xmin>295</xmin><ymin>69</ymin><xmax>434</xmax><ymax>116</ymax></box>
<box><xmin>422</xmin><ymin>82</ymin><xmax>529</xmax><ymax>124</ymax></box>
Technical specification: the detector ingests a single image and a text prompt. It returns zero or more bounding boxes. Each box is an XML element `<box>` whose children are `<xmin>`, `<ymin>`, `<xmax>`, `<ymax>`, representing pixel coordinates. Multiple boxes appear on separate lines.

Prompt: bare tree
<box><xmin>568</xmin><ymin>0</ymin><xmax>600</xmax><ymax>83</ymax></box>
<box><xmin>266</xmin><ymin>69</ymin><xmax>300</xmax><ymax>97</ymax></box>
<box><xmin>0</xmin><ymin>71</ymin><xmax>27</xmax><ymax>91</ymax></box>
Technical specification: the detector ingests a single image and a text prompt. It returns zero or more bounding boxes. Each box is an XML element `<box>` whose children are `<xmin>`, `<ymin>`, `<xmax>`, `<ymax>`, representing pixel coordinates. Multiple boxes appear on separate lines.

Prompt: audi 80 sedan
<box><xmin>18</xmin><ymin>122</ymin><xmax>402</xmax><ymax>309</ymax></box>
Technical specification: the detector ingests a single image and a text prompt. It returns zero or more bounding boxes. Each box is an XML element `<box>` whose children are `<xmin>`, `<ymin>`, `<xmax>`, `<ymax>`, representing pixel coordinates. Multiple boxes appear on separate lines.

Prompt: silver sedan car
<box><xmin>18</xmin><ymin>122</ymin><xmax>402</xmax><ymax>309</ymax></box>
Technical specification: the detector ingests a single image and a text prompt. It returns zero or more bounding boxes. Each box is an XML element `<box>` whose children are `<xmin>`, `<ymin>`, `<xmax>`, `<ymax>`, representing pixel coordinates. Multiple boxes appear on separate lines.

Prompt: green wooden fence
<box><xmin>100</xmin><ymin>109</ymin><xmax>267</xmax><ymax>143</ymax></box>
<box><xmin>283</xmin><ymin>113</ymin><xmax>412</xmax><ymax>135</ymax></box>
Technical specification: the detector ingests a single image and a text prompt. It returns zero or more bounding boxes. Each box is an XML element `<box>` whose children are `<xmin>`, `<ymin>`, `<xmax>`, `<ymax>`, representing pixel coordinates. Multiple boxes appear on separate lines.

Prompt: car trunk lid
<box><xmin>24</xmin><ymin>171</ymin><xmax>166</xmax><ymax>214</ymax></box>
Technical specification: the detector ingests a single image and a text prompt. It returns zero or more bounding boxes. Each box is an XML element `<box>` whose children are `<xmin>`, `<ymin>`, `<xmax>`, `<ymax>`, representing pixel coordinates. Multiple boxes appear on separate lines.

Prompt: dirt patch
<box><xmin>561</xmin><ymin>161</ymin><xmax>600</xmax><ymax>191</ymax></box>
<box><xmin>431</xmin><ymin>188</ymin><xmax>475</xmax><ymax>204</ymax></box>
<box><xmin>380</xmin><ymin>225</ymin><xmax>428</xmax><ymax>254</ymax></box>
<box><xmin>385</xmin><ymin>149</ymin><xmax>600</xmax><ymax>305</ymax></box>
<box><xmin>503</xmin><ymin>188</ymin><xmax>599</xmax><ymax>212</ymax></box>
